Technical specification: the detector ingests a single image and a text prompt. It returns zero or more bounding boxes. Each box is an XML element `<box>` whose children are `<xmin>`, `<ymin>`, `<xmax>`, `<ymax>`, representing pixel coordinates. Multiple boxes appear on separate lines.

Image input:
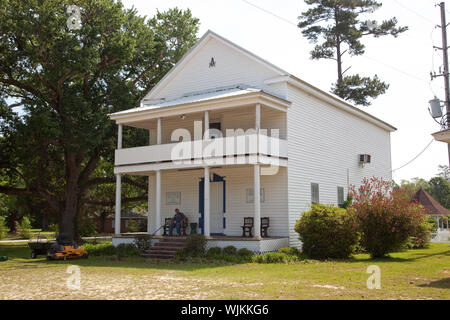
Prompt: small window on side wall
<box><xmin>337</xmin><ymin>187</ymin><xmax>345</xmax><ymax>208</ymax></box>
<box><xmin>311</xmin><ymin>183</ymin><xmax>319</xmax><ymax>204</ymax></box>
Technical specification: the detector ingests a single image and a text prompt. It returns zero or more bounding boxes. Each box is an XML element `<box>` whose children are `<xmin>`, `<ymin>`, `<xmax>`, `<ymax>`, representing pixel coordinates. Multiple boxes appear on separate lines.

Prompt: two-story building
<box><xmin>109</xmin><ymin>30</ymin><xmax>395</xmax><ymax>252</ymax></box>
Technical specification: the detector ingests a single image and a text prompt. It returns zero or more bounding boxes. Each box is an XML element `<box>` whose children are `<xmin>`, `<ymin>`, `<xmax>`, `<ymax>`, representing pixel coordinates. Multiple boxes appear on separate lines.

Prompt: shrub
<box><xmin>294</xmin><ymin>204</ymin><xmax>359</xmax><ymax>259</ymax></box>
<box><xmin>16</xmin><ymin>216</ymin><xmax>32</xmax><ymax>239</ymax></box>
<box><xmin>222</xmin><ymin>245</ymin><xmax>237</xmax><ymax>256</ymax></box>
<box><xmin>237</xmin><ymin>248</ymin><xmax>253</xmax><ymax>257</ymax></box>
<box><xmin>116</xmin><ymin>243</ymin><xmax>140</xmax><ymax>257</ymax></box>
<box><xmin>186</xmin><ymin>234</ymin><xmax>206</xmax><ymax>256</ymax></box>
<box><xmin>134</xmin><ymin>234</ymin><xmax>151</xmax><ymax>252</ymax></box>
<box><xmin>82</xmin><ymin>243</ymin><xmax>116</xmax><ymax>256</ymax></box>
<box><xmin>253</xmin><ymin>252</ymin><xmax>299</xmax><ymax>264</ymax></box>
<box><xmin>407</xmin><ymin>219</ymin><xmax>434</xmax><ymax>249</ymax></box>
<box><xmin>48</xmin><ymin>223</ymin><xmax>58</xmax><ymax>233</ymax></box>
<box><xmin>127</xmin><ymin>220</ymin><xmax>139</xmax><ymax>233</ymax></box>
<box><xmin>206</xmin><ymin>247</ymin><xmax>222</xmax><ymax>256</ymax></box>
<box><xmin>350</xmin><ymin>178</ymin><xmax>426</xmax><ymax>258</ymax></box>
<box><xmin>278</xmin><ymin>247</ymin><xmax>300</xmax><ymax>256</ymax></box>
<box><xmin>0</xmin><ymin>216</ymin><xmax>7</xmax><ymax>239</ymax></box>
<box><xmin>78</xmin><ymin>218</ymin><xmax>96</xmax><ymax>237</ymax></box>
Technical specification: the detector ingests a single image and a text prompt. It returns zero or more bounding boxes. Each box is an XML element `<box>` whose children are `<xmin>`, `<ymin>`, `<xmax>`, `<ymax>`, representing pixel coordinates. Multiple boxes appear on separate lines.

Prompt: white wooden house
<box><xmin>109</xmin><ymin>30</ymin><xmax>395</xmax><ymax>252</ymax></box>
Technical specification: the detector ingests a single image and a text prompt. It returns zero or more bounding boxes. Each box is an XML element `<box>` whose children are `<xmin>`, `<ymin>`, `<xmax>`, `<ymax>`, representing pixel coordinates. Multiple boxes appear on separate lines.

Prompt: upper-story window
<box><xmin>311</xmin><ymin>183</ymin><xmax>319</xmax><ymax>204</ymax></box>
<box><xmin>337</xmin><ymin>186</ymin><xmax>345</xmax><ymax>207</ymax></box>
<box><xmin>209</xmin><ymin>122</ymin><xmax>222</xmax><ymax>139</ymax></box>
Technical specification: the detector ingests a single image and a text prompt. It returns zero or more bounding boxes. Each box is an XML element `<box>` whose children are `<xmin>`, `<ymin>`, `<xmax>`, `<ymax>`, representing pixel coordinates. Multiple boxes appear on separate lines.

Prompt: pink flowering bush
<box><xmin>349</xmin><ymin>177</ymin><xmax>426</xmax><ymax>258</ymax></box>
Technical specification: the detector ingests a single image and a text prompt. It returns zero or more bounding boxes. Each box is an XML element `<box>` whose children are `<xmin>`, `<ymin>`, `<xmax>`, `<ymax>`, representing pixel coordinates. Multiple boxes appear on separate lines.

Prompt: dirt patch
<box><xmin>311</xmin><ymin>284</ymin><xmax>345</xmax><ymax>290</ymax></box>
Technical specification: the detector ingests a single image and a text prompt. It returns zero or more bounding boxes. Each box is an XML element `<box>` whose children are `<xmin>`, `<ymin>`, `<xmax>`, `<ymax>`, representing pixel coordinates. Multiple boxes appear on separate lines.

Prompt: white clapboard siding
<box><xmin>152</xmin><ymin>37</ymin><xmax>285</xmax><ymax>102</ymax></box>
<box><xmin>286</xmin><ymin>83</ymin><xmax>393</xmax><ymax>247</ymax></box>
<box><xmin>147</xmin><ymin>166</ymin><xmax>288</xmax><ymax>237</ymax></box>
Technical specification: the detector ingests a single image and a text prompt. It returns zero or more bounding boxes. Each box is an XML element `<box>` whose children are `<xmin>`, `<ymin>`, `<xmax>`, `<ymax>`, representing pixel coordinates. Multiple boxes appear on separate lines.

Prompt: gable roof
<box><xmin>411</xmin><ymin>188</ymin><xmax>450</xmax><ymax>216</ymax></box>
<box><xmin>143</xmin><ymin>30</ymin><xmax>288</xmax><ymax>102</ymax></box>
<box><xmin>134</xmin><ymin>30</ymin><xmax>395</xmax><ymax>132</ymax></box>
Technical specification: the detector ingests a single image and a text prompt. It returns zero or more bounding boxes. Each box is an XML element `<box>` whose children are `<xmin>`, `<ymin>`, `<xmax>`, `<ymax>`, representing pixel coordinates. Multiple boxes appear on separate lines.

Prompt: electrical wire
<box><xmin>391</xmin><ymin>0</ymin><xmax>437</xmax><ymax>25</ymax></box>
<box><xmin>392</xmin><ymin>139</ymin><xmax>435</xmax><ymax>172</ymax></box>
<box><xmin>239</xmin><ymin>0</ymin><xmax>441</xmax><ymax>89</ymax></box>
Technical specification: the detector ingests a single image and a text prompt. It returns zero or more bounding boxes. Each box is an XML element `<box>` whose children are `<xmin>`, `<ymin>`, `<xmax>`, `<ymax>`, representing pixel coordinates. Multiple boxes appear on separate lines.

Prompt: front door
<box><xmin>210</xmin><ymin>182</ymin><xmax>224</xmax><ymax>234</ymax></box>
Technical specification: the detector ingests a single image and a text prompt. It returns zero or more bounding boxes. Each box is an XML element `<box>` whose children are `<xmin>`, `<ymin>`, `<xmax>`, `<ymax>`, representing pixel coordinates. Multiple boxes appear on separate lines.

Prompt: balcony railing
<box><xmin>115</xmin><ymin>134</ymin><xmax>287</xmax><ymax>166</ymax></box>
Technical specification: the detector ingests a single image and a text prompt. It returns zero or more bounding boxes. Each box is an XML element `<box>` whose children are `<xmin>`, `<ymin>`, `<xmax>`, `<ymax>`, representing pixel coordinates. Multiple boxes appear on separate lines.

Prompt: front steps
<box><xmin>141</xmin><ymin>237</ymin><xmax>187</xmax><ymax>259</ymax></box>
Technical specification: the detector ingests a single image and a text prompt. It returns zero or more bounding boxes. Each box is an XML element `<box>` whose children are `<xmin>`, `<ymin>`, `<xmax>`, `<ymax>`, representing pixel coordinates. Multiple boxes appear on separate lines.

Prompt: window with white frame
<box><xmin>311</xmin><ymin>183</ymin><xmax>319</xmax><ymax>204</ymax></box>
<box><xmin>337</xmin><ymin>186</ymin><xmax>345</xmax><ymax>207</ymax></box>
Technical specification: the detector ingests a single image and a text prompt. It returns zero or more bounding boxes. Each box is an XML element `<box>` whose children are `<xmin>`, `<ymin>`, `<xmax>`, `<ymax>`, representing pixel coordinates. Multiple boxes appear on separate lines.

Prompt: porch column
<box><xmin>117</xmin><ymin>124</ymin><xmax>123</xmax><ymax>149</ymax></box>
<box><xmin>204</xmin><ymin>111</ymin><xmax>209</xmax><ymax>138</ymax></box>
<box><xmin>204</xmin><ymin>166</ymin><xmax>211</xmax><ymax>237</ymax></box>
<box><xmin>253</xmin><ymin>164</ymin><xmax>261</xmax><ymax>238</ymax></box>
<box><xmin>155</xmin><ymin>170</ymin><xmax>162</xmax><ymax>235</ymax></box>
<box><xmin>255</xmin><ymin>103</ymin><xmax>261</xmax><ymax>131</ymax></box>
<box><xmin>147</xmin><ymin>176</ymin><xmax>151</xmax><ymax>233</ymax></box>
<box><xmin>115</xmin><ymin>174</ymin><xmax>121</xmax><ymax>234</ymax></box>
<box><xmin>157</xmin><ymin>118</ymin><xmax>162</xmax><ymax>145</ymax></box>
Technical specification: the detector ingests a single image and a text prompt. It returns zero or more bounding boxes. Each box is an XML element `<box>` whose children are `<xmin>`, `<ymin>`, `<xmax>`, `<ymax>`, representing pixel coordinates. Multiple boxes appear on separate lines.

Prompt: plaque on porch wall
<box><xmin>246</xmin><ymin>188</ymin><xmax>265</xmax><ymax>203</ymax></box>
<box><xmin>166</xmin><ymin>192</ymin><xmax>181</xmax><ymax>205</ymax></box>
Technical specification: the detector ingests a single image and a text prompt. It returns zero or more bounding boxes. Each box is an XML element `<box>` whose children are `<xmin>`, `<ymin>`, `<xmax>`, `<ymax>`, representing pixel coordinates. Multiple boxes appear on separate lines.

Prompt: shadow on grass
<box><xmin>417</xmin><ymin>278</ymin><xmax>450</xmax><ymax>289</ymax></box>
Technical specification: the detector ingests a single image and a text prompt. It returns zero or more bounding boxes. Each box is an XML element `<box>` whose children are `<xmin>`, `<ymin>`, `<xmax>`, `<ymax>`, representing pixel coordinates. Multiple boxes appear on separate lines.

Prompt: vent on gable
<box><xmin>209</xmin><ymin>57</ymin><xmax>216</xmax><ymax>68</ymax></box>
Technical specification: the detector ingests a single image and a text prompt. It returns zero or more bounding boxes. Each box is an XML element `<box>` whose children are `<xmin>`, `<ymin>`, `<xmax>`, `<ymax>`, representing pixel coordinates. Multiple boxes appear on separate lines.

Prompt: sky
<box><xmin>120</xmin><ymin>0</ymin><xmax>449</xmax><ymax>182</ymax></box>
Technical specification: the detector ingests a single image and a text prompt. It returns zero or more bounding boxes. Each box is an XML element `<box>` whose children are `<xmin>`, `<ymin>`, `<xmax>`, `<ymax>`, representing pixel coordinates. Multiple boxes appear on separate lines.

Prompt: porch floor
<box><xmin>115</xmin><ymin>233</ymin><xmax>286</xmax><ymax>241</ymax></box>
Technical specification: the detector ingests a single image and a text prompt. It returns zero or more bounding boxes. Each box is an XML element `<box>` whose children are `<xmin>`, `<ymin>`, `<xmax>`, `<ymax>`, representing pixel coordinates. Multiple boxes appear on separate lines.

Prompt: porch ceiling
<box><xmin>109</xmin><ymin>86</ymin><xmax>291</xmax><ymax>126</ymax></box>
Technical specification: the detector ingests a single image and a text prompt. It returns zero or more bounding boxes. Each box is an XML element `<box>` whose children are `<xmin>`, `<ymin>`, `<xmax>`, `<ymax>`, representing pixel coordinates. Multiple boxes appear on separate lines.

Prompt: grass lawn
<box><xmin>0</xmin><ymin>242</ymin><xmax>448</xmax><ymax>300</ymax></box>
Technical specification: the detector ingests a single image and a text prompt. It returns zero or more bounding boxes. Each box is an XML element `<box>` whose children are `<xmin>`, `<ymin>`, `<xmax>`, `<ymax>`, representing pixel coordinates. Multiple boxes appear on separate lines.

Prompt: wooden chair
<box><xmin>241</xmin><ymin>217</ymin><xmax>254</xmax><ymax>237</ymax></box>
<box><xmin>261</xmin><ymin>217</ymin><xmax>270</xmax><ymax>237</ymax></box>
<box><xmin>163</xmin><ymin>217</ymin><xmax>189</xmax><ymax>236</ymax></box>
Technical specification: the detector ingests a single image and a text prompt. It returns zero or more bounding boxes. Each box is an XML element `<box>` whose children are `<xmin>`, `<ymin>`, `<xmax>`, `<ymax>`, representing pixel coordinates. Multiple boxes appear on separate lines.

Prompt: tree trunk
<box><xmin>336</xmin><ymin>39</ymin><xmax>343</xmax><ymax>84</ymax></box>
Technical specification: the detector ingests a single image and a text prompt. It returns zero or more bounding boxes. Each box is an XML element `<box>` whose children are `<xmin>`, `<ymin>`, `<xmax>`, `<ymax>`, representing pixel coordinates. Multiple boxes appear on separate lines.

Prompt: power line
<box><xmin>240</xmin><ymin>0</ymin><xmax>441</xmax><ymax>89</ymax></box>
<box><xmin>392</xmin><ymin>139</ymin><xmax>435</xmax><ymax>172</ymax></box>
<box><xmin>392</xmin><ymin>0</ymin><xmax>436</xmax><ymax>25</ymax></box>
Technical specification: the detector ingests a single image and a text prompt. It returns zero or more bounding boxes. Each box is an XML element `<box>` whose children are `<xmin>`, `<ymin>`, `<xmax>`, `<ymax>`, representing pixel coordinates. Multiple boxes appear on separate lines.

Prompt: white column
<box><xmin>155</xmin><ymin>170</ymin><xmax>161</xmax><ymax>235</ymax></box>
<box><xmin>157</xmin><ymin>118</ymin><xmax>162</xmax><ymax>145</ymax></box>
<box><xmin>255</xmin><ymin>103</ymin><xmax>261</xmax><ymax>131</ymax></box>
<box><xmin>117</xmin><ymin>124</ymin><xmax>123</xmax><ymax>149</ymax></box>
<box><xmin>204</xmin><ymin>111</ymin><xmax>209</xmax><ymax>138</ymax></box>
<box><xmin>204</xmin><ymin>166</ymin><xmax>210</xmax><ymax>237</ymax></box>
<box><xmin>115</xmin><ymin>174</ymin><xmax>121</xmax><ymax>235</ymax></box>
<box><xmin>253</xmin><ymin>164</ymin><xmax>261</xmax><ymax>238</ymax></box>
<box><xmin>147</xmin><ymin>176</ymin><xmax>151</xmax><ymax>234</ymax></box>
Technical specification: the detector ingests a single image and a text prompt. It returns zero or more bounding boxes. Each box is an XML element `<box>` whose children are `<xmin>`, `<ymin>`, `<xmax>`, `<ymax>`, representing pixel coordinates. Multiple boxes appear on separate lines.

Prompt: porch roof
<box><xmin>109</xmin><ymin>86</ymin><xmax>291</xmax><ymax>124</ymax></box>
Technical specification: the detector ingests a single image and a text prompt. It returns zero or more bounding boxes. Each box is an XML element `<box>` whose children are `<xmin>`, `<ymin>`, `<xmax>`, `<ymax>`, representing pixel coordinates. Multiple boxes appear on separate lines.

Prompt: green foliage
<box><xmin>0</xmin><ymin>216</ymin><xmax>7</xmax><ymax>239</ymax></box>
<box><xmin>350</xmin><ymin>178</ymin><xmax>426</xmax><ymax>258</ymax></box>
<box><xmin>206</xmin><ymin>247</ymin><xmax>222</xmax><ymax>256</ymax></box>
<box><xmin>115</xmin><ymin>243</ymin><xmax>140</xmax><ymax>257</ymax></box>
<box><xmin>253</xmin><ymin>252</ymin><xmax>300</xmax><ymax>264</ymax></box>
<box><xmin>16</xmin><ymin>216</ymin><xmax>31</xmax><ymax>239</ymax></box>
<box><xmin>0</xmin><ymin>0</ymin><xmax>200</xmax><ymax>240</ymax></box>
<box><xmin>332</xmin><ymin>74</ymin><xmax>389</xmax><ymax>107</ymax></box>
<box><xmin>222</xmin><ymin>245</ymin><xmax>237</xmax><ymax>256</ymax></box>
<box><xmin>48</xmin><ymin>224</ymin><xmax>59</xmax><ymax>233</ymax></box>
<box><xmin>133</xmin><ymin>234</ymin><xmax>151</xmax><ymax>252</ymax></box>
<box><xmin>237</xmin><ymin>248</ymin><xmax>253</xmax><ymax>257</ymax></box>
<box><xmin>294</xmin><ymin>204</ymin><xmax>360</xmax><ymax>259</ymax></box>
<box><xmin>186</xmin><ymin>234</ymin><xmax>207</xmax><ymax>256</ymax></box>
<box><xmin>298</xmin><ymin>0</ymin><xmax>407</xmax><ymax>106</ymax></box>
<box><xmin>82</xmin><ymin>242</ymin><xmax>139</xmax><ymax>257</ymax></box>
<box><xmin>126</xmin><ymin>220</ymin><xmax>139</xmax><ymax>233</ymax></box>
<box><xmin>78</xmin><ymin>218</ymin><xmax>97</xmax><ymax>237</ymax></box>
<box><xmin>278</xmin><ymin>247</ymin><xmax>300</xmax><ymax>256</ymax></box>
<box><xmin>407</xmin><ymin>219</ymin><xmax>434</xmax><ymax>249</ymax></box>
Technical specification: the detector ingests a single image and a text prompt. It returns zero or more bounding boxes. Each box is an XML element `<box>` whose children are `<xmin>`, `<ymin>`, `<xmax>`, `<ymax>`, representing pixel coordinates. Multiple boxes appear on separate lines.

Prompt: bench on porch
<box><xmin>241</xmin><ymin>217</ymin><xmax>270</xmax><ymax>237</ymax></box>
<box><xmin>162</xmin><ymin>217</ymin><xmax>188</xmax><ymax>236</ymax></box>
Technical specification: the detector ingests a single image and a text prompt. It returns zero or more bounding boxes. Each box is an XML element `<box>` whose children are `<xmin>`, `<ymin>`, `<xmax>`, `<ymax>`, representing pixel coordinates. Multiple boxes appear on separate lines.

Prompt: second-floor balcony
<box><xmin>109</xmin><ymin>86</ymin><xmax>290</xmax><ymax>173</ymax></box>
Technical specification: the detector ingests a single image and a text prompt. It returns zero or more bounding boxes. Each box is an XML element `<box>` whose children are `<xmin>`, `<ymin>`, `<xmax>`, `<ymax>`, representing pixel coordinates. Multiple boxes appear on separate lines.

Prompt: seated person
<box><xmin>169</xmin><ymin>208</ymin><xmax>187</xmax><ymax>236</ymax></box>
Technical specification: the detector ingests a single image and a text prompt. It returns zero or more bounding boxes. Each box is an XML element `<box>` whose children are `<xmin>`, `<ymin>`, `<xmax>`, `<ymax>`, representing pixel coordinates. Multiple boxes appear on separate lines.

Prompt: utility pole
<box><xmin>432</xmin><ymin>2</ymin><xmax>450</xmax><ymax>166</ymax></box>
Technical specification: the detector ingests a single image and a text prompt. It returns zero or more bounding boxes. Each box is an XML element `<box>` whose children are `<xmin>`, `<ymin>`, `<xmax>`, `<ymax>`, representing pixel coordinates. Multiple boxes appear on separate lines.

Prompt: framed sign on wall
<box><xmin>166</xmin><ymin>192</ymin><xmax>181</xmax><ymax>205</ymax></box>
